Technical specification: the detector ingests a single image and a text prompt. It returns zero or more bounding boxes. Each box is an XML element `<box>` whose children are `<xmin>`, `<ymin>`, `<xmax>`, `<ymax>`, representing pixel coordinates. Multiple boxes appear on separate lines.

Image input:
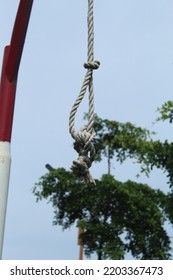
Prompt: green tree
<box><xmin>34</xmin><ymin>168</ymin><xmax>171</xmax><ymax>260</ymax></box>
<box><xmin>33</xmin><ymin>107</ymin><xmax>173</xmax><ymax>259</ymax></box>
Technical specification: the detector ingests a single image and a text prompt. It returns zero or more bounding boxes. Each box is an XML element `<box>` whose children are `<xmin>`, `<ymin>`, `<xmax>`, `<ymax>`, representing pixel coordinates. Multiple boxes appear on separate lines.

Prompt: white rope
<box><xmin>69</xmin><ymin>0</ymin><xmax>100</xmax><ymax>184</ymax></box>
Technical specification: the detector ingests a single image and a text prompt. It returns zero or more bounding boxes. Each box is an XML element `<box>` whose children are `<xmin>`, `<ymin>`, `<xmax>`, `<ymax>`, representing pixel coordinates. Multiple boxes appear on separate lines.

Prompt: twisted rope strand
<box><xmin>69</xmin><ymin>0</ymin><xmax>100</xmax><ymax>184</ymax></box>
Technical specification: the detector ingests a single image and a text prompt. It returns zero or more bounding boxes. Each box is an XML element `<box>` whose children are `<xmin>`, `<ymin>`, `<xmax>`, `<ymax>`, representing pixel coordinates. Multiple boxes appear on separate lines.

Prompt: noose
<box><xmin>69</xmin><ymin>0</ymin><xmax>100</xmax><ymax>184</ymax></box>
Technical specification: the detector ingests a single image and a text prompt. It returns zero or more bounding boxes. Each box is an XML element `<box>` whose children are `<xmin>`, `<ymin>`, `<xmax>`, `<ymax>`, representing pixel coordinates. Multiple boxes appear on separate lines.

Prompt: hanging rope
<box><xmin>69</xmin><ymin>0</ymin><xmax>100</xmax><ymax>184</ymax></box>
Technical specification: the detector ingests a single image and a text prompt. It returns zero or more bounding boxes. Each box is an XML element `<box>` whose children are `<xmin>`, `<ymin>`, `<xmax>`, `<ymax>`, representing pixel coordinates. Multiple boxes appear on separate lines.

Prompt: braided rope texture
<box><xmin>69</xmin><ymin>0</ymin><xmax>100</xmax><ymax>184</ymax></box>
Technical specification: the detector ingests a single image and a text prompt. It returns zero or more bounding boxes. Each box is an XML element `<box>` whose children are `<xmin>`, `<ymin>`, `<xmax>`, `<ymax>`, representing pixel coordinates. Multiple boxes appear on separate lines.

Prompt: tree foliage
<box><xmin>34</xmin><ymin>168</ymin><xmax>171</xmax><ymax>260</ymax></box>
<box><xmin>156</xmin><ymin>100</ymin><xmax>173</xmax><ymax>123</ymax></box>
<box><xmin>33</xmin><ymin>102</ymin><xmax>173</xmax><ymax>259</ymax></box>
<box><xmin>93</xmin><ymin>109</ymin><xmax>173</xmax><ymax>188</ymax></box>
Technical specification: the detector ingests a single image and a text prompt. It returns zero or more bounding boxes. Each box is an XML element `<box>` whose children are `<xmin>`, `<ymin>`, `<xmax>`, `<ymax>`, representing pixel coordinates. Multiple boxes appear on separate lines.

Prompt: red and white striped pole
<box><xmin>0</xmin><ymin>0</ymin><xmax>34</xmax><ymax>259</ymax></box>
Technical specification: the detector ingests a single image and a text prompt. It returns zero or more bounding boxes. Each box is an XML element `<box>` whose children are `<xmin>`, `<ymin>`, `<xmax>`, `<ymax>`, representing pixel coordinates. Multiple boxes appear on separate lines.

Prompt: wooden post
<box><xmin>77</xmin><ymin>226</ymin><xmax>84</xmax><ymax>260</ymax></box>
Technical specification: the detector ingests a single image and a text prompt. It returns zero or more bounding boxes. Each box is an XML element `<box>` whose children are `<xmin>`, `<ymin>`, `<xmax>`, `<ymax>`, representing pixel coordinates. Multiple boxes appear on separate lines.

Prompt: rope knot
<box><xmin>84</xmin><ymin>60</ymin><xmax>100</xmax><ymax>70</ymax></box>
<box><xmin>71</xmin><ymin>155</ymin><xmax>95</xmax><ymax>184</ymax></box>
<box><xmin>71</xmin><ymin>155</ymin><xmax>91</xmax><ymax>176</ymax></box>
<box><xmin>71</xmin><ymin>127</ymin><xmax>96</xmax><ymax>184</ymax></box>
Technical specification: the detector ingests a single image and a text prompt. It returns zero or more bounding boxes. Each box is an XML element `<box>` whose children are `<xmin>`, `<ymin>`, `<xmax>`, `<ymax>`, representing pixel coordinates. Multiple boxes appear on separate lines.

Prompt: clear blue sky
<box><xmin>0</xmin><ymin>0</ymin><xmax>173</xmax><ymax>259</ymax></box>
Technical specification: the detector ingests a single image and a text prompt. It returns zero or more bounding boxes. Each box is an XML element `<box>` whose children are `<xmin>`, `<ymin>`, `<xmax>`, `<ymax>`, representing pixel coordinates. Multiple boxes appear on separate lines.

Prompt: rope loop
<box><xmin>69</xmin><ymin>0</ymin><xmax>98</xmax><ymax>184</ymax></box>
